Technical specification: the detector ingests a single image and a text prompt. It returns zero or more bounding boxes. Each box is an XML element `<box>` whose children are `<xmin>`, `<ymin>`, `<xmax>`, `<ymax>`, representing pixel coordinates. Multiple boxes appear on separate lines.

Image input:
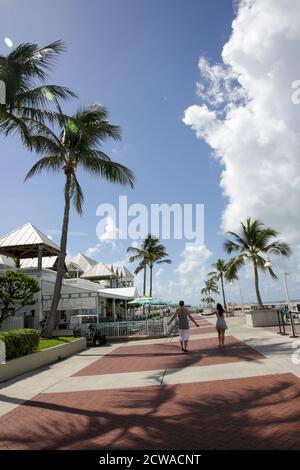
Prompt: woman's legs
<box><xmin>222</xmin><ymin>330</ymin><xmax>226</xmax><ymax>346</ymax></box>
<box><xmin>221</xmin><ymin>329</ymin><xmax>226</xmax><ymax>346</ymax></box>
<box><xmin>217</xmin><ymin>329</ymin><xmax>222</xmax><ymax>346</ymax></box>
<box><xmin>183</xmin><ymin>339</ymin><xmax>189</xmax><ymax>351</ymax></box>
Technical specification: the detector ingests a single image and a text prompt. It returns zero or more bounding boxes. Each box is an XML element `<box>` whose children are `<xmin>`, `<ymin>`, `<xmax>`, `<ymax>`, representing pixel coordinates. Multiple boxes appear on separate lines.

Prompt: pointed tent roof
<box><xmin>0</xmin><ymin>223</ymin><xmax>59</xmax><ymax>259</ymax></box>
<box><xmin>113</xmin><ymin>265</ymin><xmax>134</xmax><ymax>280</ymax></box>
<box><xmin>121</xmin><ymin>266</ymin><xmax>134</xmax><ymax>279</ymax></box>
<box><xmin>67</xmin><ymin>253</ymin><xmax>97</xmax><ymax>274</ymax></box>
<box><xmin>81</xmin><ymin>262</ymin><xmax>115</xmax><ymax>280</ymax></box>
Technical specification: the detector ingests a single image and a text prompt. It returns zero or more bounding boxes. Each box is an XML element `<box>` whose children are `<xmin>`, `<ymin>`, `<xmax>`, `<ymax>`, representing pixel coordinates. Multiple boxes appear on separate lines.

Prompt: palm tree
<box><xmin>127</xmin><ymin>241</ymin><xmax>151</xmax><ymax>296</ymax></box>
<box><xmin>224</xmin><ymin>218</ymin><xmax>291</xmax><ymax>308</ymax></box>
<box><xmin>201</xmin><ymin>279</ymin><xmax>219</xmax><ymax>307</ymax></box>
<box><xmin>209</xmin><ymin>259</ymin><xmax>228</xmax><ymax>309</ymax></box>
<box><xmin>25</xmin><ymin>104</ymin><xmax>134</xmax><ymax>337</ymax></box>
<box><xmin>0</xmin><ymin>40</ymin><xmax>74</xmax><ymax>143</ymax></box>
<box><xmin>127</xmin><ymin>235</ymin><xmax>171</xmax><ymax>297</ymax></box>
<box><xmin>146</xmin><ymin>236</ymin><xmax>171</xmax><ymax>297</ymax></box>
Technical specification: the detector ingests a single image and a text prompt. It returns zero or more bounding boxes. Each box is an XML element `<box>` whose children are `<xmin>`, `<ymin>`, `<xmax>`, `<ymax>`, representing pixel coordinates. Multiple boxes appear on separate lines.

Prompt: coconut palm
<box><xmin>146</xmin><ymin>236</ymin><xmax>171</xmax><ymax>297</ymax></box>
<box><xmin>127</xmin><ymin>235</ymin><xmax>171</xmax><ymax>297</ymax></box>
<box><xmin>209</xmin><ymin>258</ymin><xmax>228</xmax><ymax>309</ymax></box>
<box><xmin>0</xmin><ymin>40</ymin><xmax>75</xmax><ymax>143</ymax></box>
<box><xmin>224</xmin><ymin>218</ymin><xmax>291</xmax><ymax>308</ymax></box>
<box><xmin>201</xmin><ymin>279</ymin><xmax>219</xmax><ymax>307</ymax></box>
<box><xmin>25</xmin><ymin>104</ymin><xmax>134</xmax><ymax>337</ymax></box>
<box><xmin>127</xmin><ymin>241</ymin><xmax>151</xmax><ymax>296</ymax></box>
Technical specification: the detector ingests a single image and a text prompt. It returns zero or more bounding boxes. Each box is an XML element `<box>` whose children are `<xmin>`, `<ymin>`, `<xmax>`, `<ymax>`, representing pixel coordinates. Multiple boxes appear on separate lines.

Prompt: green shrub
<box><xmin>0</xmin><ymin>328</ymin><xmax>40</xmax><ymax>360</ymax></box>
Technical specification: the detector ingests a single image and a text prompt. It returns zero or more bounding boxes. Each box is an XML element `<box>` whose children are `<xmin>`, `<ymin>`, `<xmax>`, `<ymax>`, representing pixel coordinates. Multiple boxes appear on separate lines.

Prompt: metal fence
<box><xmin>0</xmin><ymin>316</ymin><xmax>24</xmax><ymax>331</ymax></box>
<box><xmin>97</xmin><ymin>318</ymin><xmax>174</xmax><ymax>338</ymax></box>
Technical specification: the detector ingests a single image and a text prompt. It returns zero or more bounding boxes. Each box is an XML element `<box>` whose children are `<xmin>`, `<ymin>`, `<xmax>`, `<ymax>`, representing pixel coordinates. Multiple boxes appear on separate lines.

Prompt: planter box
<box><xmin>0</xmin><ymin>337</ymin><xmax>86</xmax><ymax>383</ymax></box>
<box><xmin>246</xmin><ymin>309</ymin><xmax>279</xmax><ymax>327</ymax></box>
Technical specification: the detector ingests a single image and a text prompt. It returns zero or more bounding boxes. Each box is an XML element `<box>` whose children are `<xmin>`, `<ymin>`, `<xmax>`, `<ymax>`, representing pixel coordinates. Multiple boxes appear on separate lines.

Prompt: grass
<box><xmin>38</xmin><ymin>336</ymin><xmax>77</xmax><ymax>351</ymax></box>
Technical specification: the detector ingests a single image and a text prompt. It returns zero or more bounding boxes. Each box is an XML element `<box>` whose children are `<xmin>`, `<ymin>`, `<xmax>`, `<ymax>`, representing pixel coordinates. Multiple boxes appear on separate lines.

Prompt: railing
<box><xmin>0</xmin><ymin>316</ymin><xmax>24</xmax><ymax>331</ymax></box>
<box><xmin>97</xmin><ymin>318</ymin><xmax>174</xmax><ymax>338</ymax></box>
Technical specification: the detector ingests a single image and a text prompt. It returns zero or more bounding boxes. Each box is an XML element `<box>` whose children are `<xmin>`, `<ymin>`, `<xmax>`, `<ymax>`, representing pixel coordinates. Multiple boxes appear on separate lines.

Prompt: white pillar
<box><xmin>112</xmin><ymin>298</ymin><xmax>116</xmax><ymax>320</ymax></box>
<box><xmin>125</xmin><ymin>300</ymin><xmax>128</xmax><ymax>320</ymax></box>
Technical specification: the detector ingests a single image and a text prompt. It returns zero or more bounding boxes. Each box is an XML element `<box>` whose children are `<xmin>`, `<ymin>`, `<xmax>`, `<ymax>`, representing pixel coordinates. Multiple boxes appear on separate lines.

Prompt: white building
<box><xmin>0</xmin><ymin>223</ymin><xmax>138</xmax><ymax>331</ymax></box>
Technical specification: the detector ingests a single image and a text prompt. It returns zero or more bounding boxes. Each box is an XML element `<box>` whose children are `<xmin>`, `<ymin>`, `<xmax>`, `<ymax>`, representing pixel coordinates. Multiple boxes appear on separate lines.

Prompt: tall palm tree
<box><xmin>127</xmin><ymin>240</ymin><xmax>151</xmax><ymax>296</ymax></box>
<box><xmin>127</xmin><ymin>235</ymin><xmax>171</xmax><ymax>298</ymax></box>
<box><xmin>224</xmin><ymin>218</ymin><xmax>291</xmax><ymax>308</ymax></box>
<box><xmin>25</xmin><ymin>104</ymin><xmax>134</xmax><ymax>337</ymax></box>
<box><xmin>0</xmin><ymin>40</ymin><xmax>74</xmax><ymax>143</ymax></box>
<box><xmin>201</xmin><ymin>278</ymin><xmax>219</xmax><ymax>307</ymax></box>
<box><xmin>146</xmin><ymin>236</ymin><xmax>171</xmax><ymax>297</ymax></box>
<box><xmin>209</xmin><ymin>258</ymin><xmax>228</xmax><ymax>309</ymax></box>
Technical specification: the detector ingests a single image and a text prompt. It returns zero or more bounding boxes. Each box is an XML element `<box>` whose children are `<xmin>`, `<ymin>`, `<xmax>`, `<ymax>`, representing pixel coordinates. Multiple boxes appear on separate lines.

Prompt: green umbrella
<box><xmin>127</xmin><ymin>296</ymin><xmax>155</xmax><ymax>306</ymax></box>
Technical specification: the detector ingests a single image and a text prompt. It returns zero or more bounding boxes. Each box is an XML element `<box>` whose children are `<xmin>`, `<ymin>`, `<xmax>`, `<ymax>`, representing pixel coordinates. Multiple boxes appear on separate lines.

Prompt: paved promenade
<box><xmin>1</xmin><ymin>314</ymin><xmax>300</xmax><ymax>450</ymax></box>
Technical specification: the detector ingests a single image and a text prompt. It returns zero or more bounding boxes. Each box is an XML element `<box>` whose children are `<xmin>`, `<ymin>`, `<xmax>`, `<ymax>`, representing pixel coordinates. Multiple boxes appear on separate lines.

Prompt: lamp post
<box><xmin>264</xmin><ymin>247</ymin><xmax>290</xmax><ymax>310</ymax></box>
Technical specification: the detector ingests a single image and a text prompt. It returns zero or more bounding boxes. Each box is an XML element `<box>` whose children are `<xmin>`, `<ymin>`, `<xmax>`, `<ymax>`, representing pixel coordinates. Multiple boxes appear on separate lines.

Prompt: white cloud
<box><xmin>86</xmin><ymin>217</ymin><xmax>118</xmax><ymax>257</ymax></box>
<box><xmin>183</xmin><ymin>0</ymin><xmax>300</xmax><ymax>296</ymax></box>
<box><xmin>154</xmin><ymin>242</ymin><xmax>213</xmax><ymax>304</ymax></box>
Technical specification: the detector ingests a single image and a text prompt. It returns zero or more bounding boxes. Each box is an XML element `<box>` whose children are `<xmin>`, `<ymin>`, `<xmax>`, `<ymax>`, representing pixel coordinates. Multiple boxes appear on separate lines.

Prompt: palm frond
<box><xmin>24</xmin><ymin>155</ymin><xmax>62</xmax><ymax>180</ymax></box>
<box><xmin>70</xmin><ymin>175</ymin><xmax>84</xmax><ymax>215</ymax></box>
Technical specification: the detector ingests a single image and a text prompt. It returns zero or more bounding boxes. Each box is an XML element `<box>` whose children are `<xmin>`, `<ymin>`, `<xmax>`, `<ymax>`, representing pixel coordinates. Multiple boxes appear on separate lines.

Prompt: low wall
<box><xmin>0</xmin><ymin>337</ymin><xmax>86</xmax><ymax>383</ymax></box>
<box><xmin>246</xmin><ymin>309</ymin><xmax>279</xmax><ymax>327</ymax></box>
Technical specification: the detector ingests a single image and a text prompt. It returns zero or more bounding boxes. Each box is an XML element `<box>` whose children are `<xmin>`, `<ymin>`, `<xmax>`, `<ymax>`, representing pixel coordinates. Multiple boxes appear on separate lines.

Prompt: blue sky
<box><xmin>2</xmin><ymin>0</ymin><xmax>297</xmax><ymax>304</ymax></box>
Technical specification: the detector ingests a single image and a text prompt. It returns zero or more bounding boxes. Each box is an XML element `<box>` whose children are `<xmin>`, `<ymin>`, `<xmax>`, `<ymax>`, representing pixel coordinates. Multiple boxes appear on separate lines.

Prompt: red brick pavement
<box><xmin>1</xmin><ymin>373</ymin><xmax>299</xmax><ymax>450</ymax></box>
<box><xmin>190</xmin><ymin>326</ymin><xmax>216</xmax><ymax>334</ymax></box>
<box><xmin>74</xmin><ymin>336</ymin><xmax>265</xmax><ymax>376</ymax></box>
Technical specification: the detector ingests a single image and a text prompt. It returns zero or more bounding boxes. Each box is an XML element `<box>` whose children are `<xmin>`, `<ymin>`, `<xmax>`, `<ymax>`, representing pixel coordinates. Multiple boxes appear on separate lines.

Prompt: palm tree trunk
<box><xmin>220</xmin><ymin>274</ymin><xmax>227</xmax><ymax>309</ymax></box>
<box><xmin>253</xmin><ymin>261</ymin><xmax>264</xmax><ymax>308</ymax></box>
<box><xmin>143</xmin><ymin>264</ymin><xmax>147</xmax><ymax>296</ymax></box>
<box><xmin>149</xmin><ymin>263</ymin><xmax>153</xmax><ymax>297</ymax></box>
<box><xmin>42</xmin><ymin>173</ymin><xmax>72</xmax><ymax>338</ymax></box>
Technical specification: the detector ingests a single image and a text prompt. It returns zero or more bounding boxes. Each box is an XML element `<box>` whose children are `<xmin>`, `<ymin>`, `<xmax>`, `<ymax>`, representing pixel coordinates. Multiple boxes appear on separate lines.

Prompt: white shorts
<box><xmin>179</xmin><ymin>329</ymin><xmax>190</xmax><ymax>341</ymax></box>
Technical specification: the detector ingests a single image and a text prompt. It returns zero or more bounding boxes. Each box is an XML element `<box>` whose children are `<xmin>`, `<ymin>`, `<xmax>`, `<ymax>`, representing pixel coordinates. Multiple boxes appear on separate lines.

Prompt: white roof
<box><xmin>67</xmin><ymin>253</ymin><xmax>97</xmax><ymax>274</ymax></box>
<box><xmin>0</xmin><ymin>223</ymin><xmax>59</xmax><ymax>256</ymax></box>
<box><xmin>98</xmin><ymin>286</ymin><xmax>138</xmax><ymax>299</ymax></box>
<box><xmin>120</xmin><ymin>266</ymin><xmax>134</xmax><ymax>279</ymax></box>
<box><xmin>112</xmin><ymin>264</ymin><xmax>134</xmax><ymax>280</ymax></box>
<box><xmin>20</xmin><ymin>256</ymin><xmax>58</xmax><ymax>269</ymax></box>
<box><xmin>82</xmin><ymin>262</ymin><xmax>114</xmax><ymax>279</ymax></box>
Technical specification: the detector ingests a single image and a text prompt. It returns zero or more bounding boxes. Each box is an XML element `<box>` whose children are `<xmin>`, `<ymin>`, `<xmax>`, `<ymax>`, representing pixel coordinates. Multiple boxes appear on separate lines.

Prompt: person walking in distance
<box><xmin>202</xmin><ymin>303</ymin><xmax>231</xmax><ymax>347</ymax></box>
<box><xmin>168</xmin><ymin>300</ymin><xmax>199</xmax><ymax>353</ymax></box>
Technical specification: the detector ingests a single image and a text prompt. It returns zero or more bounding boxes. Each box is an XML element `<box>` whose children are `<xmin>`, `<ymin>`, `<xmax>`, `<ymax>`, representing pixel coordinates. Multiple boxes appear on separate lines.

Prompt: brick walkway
<box><xmin>1</xmin><ymin>314</ymin><xmax>300</xmax><ymax>450</ymax></box>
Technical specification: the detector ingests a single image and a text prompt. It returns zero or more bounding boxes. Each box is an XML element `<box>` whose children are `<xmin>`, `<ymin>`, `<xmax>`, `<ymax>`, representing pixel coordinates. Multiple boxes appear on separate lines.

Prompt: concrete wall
<box><xmin>0</xmin><ymin>337</ymin><xmax>86</xmax><ymax>383</ymax></box>
<box><xmin>246</xmin><ymin>309</ymin><xmax>279</xmax><ymax>327</ymax></box>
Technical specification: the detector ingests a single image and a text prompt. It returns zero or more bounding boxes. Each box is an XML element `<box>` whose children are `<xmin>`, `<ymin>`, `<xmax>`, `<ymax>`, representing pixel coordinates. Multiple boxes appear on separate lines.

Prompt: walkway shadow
<box><xmin>0</xmin><ymin>374</ymin><xmax>300</xmax><ymax>450</ymax></box>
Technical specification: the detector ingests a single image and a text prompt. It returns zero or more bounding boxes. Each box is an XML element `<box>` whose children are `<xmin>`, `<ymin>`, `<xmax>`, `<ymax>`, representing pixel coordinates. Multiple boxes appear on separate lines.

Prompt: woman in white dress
<box><xmin>202</xmin><ymin>303</ymin><xmax>231</xmax><ymax>347</ymax></box>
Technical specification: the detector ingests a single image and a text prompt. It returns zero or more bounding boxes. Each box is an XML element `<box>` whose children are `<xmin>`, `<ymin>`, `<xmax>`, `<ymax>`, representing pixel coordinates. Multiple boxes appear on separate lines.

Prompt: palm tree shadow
<box><xmin>1</xmin><ymin>375</ymin><xmax>300</xmax><ymax>450</ymax></box>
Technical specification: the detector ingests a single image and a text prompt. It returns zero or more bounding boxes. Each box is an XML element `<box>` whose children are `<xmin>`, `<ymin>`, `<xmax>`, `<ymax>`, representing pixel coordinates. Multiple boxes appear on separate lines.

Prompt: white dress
<box><xmin>216</xmin><ymin>311</ymin><xmax>228</xmax><ymax>330</ymax></box>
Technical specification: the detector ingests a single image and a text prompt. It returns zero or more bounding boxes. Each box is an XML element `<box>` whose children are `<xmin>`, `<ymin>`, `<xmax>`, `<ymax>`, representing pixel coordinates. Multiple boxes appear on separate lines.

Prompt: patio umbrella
<box><xmin>146</xmin><ymin>298</ymin><xmax>172</xmax><ymax>306</ymax></box>
<box><xmin>127</xmin><ymin>296</ymin><xmax>156</xmax><ymax>306</ymax></box>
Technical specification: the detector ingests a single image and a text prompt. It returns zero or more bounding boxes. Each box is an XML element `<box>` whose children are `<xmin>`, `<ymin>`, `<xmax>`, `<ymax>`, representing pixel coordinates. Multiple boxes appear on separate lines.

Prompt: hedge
<box><xmin>0</xmin><ymin>328</ymin><xmax>40</xmax><ymax>360</ymax></box>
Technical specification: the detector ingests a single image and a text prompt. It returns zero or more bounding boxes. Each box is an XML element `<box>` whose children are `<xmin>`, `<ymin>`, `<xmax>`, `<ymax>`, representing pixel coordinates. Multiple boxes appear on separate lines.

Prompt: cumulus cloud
<box><xmin>86</xmin><ymin>217</ymin><xmax>119</xmax><ymax>257</ymax></box>
<box><xmin>183</xmin><ymin>0</ymin><xmax>300</xmax><ymax>293</ymax></box>
<box><xmin>154</xmin><ymin>243</ymin><xmax>213</xmax><ymax>303</ymax></box>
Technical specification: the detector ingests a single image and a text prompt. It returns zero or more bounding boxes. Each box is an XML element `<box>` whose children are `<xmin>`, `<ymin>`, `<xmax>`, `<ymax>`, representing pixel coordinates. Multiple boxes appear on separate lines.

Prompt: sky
<box><xmin>0</xmin><ymin>0</ymin><xmax>299</xmax><ymax>305</ymax></box>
